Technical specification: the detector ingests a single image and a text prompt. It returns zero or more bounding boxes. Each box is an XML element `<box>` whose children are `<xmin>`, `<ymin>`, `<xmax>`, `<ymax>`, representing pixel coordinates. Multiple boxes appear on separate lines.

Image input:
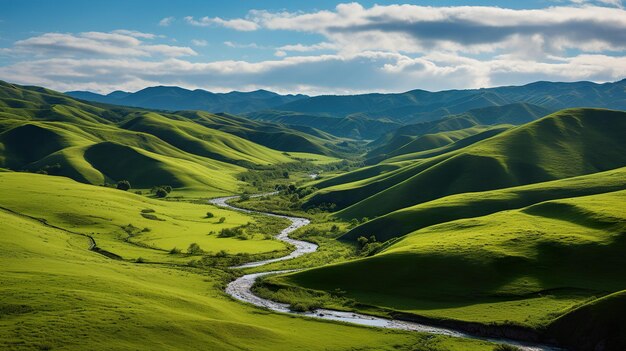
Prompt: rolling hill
<box><xmin>0</xmin><ymin>80</ymin><xmax>343</xmax><ymax>193</ymax></box>
<box><xmin>269</xmin><ymin>189</ymin><xmax>626</xmax><ymax>350</ymax></box>
<box><xmin>304</xmin><ymin>108</ymin><xmax>626</xmax><ymax>219</ymax></box>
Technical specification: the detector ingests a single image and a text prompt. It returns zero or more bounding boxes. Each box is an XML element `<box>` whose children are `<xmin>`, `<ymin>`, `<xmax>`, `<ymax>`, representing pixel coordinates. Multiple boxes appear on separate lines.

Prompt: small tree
<box><xmin>116</xmin><ymin>180</ymin><xmax>131</xmax><ymax>191</ymax></box>
<box><xmin>206</xmin><ymin>212</ymin><xmax>215</xmax><ymax>218</ymax></box>
<box><xmin>240</xmin><ymin>193</ymin><xmax>250</xmax><ymax>201</ymax></box>
<box><xmin>155</xmin><ymin>188</ymin><xmax>168</xmax><ymax>198</ymax></box>
<box><xmin>163</xmin><ymin>185</ymin><xmax>172</xmax><ymax>193</ymax></box>
<box><xmin>187</xmin><ymin>243</ymin><xmax>203</xmax><ymax>255</ymax></box>
<box><xmin>282</xmin><ymin>171</ymin><xmax>290</xmax><ymax>179</ymax></box>
<box><xmin>218</xmin><ymin>217</ymin><xmax>226</xmax><ymax>224</ymax></box>
<box><xmin>357</xmin><ymin>236</ymin><xmax>369</xmax><ymax>248</ymax></box>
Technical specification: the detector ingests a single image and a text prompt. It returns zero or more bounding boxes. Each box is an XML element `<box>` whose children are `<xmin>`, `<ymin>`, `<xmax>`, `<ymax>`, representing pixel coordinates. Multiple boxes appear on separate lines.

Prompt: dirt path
<box><xmin>209</xmin><ymin>194</ymin><xmax>562</xmax><ymax>351</ymax></box>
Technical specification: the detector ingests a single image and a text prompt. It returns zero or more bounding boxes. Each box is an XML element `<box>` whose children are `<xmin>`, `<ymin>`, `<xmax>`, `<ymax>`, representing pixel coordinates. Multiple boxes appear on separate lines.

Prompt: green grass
<box><xmin>342</xmin><ymin>166</ymin><xmax>626</xmax><ymax>242</ymax></box>
<box><xmin>305</xmin><ymin>108</ymin><xmax>626</xmax><ymax>219</ymax></box>
<box><xmin>0</xmin><ymin>171</ymin><xmax>498</xmax><ymax>351</ymax></box>
<box><xmin>0</xmin><ymin>81</ymin><xmax>350</xmax><ymax>194</ymax></box>
<box><xmin>0</xmin><ymin>172</ymin><xmax>286</xmax><ymax>260</ymax></box>
<box><xmin>270</xmin><ymin>190</ymin><xmax>626</xmax><ymax>329</ymax></box>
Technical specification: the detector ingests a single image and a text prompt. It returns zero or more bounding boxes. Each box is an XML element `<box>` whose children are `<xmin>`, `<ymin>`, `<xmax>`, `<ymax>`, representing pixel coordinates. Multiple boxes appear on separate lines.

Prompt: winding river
<box><xmin>209</xmin><ymin>194</ymin><xmax>561</xmax><ymax>351</ymax></box>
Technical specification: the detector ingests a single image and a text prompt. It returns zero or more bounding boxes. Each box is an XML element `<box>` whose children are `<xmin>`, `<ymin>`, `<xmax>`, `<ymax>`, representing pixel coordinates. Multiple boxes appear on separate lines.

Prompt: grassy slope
<box><xmin>0</xmin><ymin>172</ymin><xmax>285</xmax><ymax>259</ymax></box>
<box><xmin>0</xmin><ymin>172</ymin><xmax>496</xmax><ymax>351</ymax></box>
<box><xmin>275</xmin><ymin>190</ymin><xmax>626</xmax><ymax>329</ymax></box>
<box><xmin>305</xmin><ymin>109</ymin><xmax>626</xmax><ymax>219</ymax></box>
<box><xmin>0</xmin><ymin>81</ymin><xmax>343</xmax><ymax>194</ymax></box>
<box><xmin>342</xmin><ymin>166</ymin><xmax>626</xmax><ymax>242</ymax></box>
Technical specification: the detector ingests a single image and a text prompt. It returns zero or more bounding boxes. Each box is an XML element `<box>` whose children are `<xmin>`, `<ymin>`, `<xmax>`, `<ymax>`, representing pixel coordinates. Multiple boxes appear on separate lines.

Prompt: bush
<box><xmin>135</xmin><ymin>257</ymin><xmax>145</xmax><ymax>263</ymax></box>
<box><xmin>116</xmin><ymin>180</ymin><xmax>131</xmax><ymax>191</ymax></box>
<box><xmin>240</xmin><ymin>193</ymin><xmax>250</xmax><ymax>201</ymax></box>
<box><xmin>218</xmin><ymin>217</ymin><xmax>226</xmax><ymax>224</ymax></box>
<box><xmin>206</xmin><ymin>212</ymin><xmax>214</xmax><ymax>218</ymax></box>
<box><xmin>155</xmin><ymin>188</ymin><xmax>168</xmax><ymax>198</ymax></box>
<box><xmin>169</xmin><ymin>247</ymin><xmax>181</xmax><ymax>254</ymax></box>
<box><xmin>187</xmin><ymin>243</ymin><xmax>203</xmax><ymax>255</ymax></box>
<box><xmin>163</xmin><ymin>185</ymin><xmax>172</xmax><ymax>193</ymax></box>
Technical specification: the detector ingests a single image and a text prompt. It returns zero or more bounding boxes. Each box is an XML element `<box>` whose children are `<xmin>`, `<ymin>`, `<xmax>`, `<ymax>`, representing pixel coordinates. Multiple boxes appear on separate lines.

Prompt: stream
<box><xmin>209</xmin><ymin>194</ymin><xmax>562</xmax><ymax>351</ymax></box>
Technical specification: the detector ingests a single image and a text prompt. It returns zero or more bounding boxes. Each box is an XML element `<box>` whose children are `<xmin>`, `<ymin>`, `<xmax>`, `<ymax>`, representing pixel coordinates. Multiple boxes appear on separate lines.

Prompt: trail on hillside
<box><xmin>209</xmin><ymin>194</ymin><xmax>562</xmax><ymax>351</ymax></box>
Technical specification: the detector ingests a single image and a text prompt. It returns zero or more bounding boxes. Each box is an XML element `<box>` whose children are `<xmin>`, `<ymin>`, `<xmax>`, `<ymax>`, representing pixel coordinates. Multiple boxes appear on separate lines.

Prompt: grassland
<box><xmin>264</xmin><ymin>190</ymin><xmax>626</xmax><ymax>335</ymax></box>
<box><xmin>0</xmin><ymin>80</ymin><xmax>350</xmax><ymax>195</ymax></box>
<box><xmin>305</xmin><ymin>108</ymin><xmax>626</xmax><ymax>220</ymax></box>
<box><xmin>0</xmin><ymin>171</ymin><xmax>500</xmax><ymax>351</ymax></box>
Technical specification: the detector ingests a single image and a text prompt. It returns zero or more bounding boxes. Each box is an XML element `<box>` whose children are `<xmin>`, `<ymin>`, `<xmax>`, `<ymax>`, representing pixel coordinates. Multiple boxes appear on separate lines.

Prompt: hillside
<box><xmin>342</xmin><ymin>167</ymin><xmax>626</xmax><ymax>242</ymax></box>
<box><xmin>0</xmin><ymin>81</ymin><xmax>343</xmax><ymax>193</ymax></box>
<box><xmin>269</xmin><ymin>190</ymin><xmax>626</xmax><ymax>349</ymax></box>
<box><xmin>67</xmin><ymin>86</ymin><xmax>307</xmax><ymax>114</ymax></box>
<box><xmin>304</xmin><ymin>108</ymin><xmax>626</xmax><ymax>219</ymax></box>
<box><xmin>247</xmin><ymin>110</ymin><xmax>401</xmax><ymax>139</ymax></box>
<box><xmin>0</xmin><ymin>172</ymin><xmax>462</xmax><ymax>351</ymax></box>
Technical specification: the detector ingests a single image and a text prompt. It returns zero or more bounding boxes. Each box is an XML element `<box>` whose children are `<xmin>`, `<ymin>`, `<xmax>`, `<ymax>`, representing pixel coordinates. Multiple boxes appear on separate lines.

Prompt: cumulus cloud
<box><xmin>10</xmin><ymin>31</ymin><xmax>196</xmax><ymax>57</ymax></box>
<box><xmin>191</xmin><ymin>39</ymin><xmax>208</xmax><ymax>47</ymax></box>
<box><xmin>1</xmin><ymin>51</ymin><xmax>625</xmax><ymax>95</ymax></box>
<box><xmin>159</xmin><ymin>16</ymin><xmax>175</xmax><ymax>26</ymax></box>
<box><xmin>184</xmin><ymin>16</ymin><xmax>259</xmax><ymax>31</ymax></box>
<box><xmin>1</xmin><ymin>3</ymin><xmax>625</xmax><ymax>94</ymax></box>
<box><xmin>242</xmin><ymin>4</ymin><xmax>626</xmax><ymax>56</ymax></box>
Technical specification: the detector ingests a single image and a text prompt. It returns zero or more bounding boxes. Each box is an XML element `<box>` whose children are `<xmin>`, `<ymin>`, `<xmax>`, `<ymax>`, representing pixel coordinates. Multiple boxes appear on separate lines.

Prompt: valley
<box><xmin>1</xmin><ymin>78</ymin><xmax>625</xmax><ymax>351</ymax></box>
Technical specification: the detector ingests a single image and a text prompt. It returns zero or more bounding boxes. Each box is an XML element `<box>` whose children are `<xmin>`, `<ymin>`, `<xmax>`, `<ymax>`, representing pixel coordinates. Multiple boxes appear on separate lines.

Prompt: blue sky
<box><xmin>1</xmin><ymin>0</ymin><xmax>625</xmax><ymax>94</ymax></box>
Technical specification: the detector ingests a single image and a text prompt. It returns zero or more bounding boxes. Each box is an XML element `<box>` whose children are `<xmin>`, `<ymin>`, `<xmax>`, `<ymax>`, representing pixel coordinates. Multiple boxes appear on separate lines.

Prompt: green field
<box><xmin>0</xmin><ymin>172</ymin><xmax>499</xmax><ymax>351</ymax></box>
<box><xmin>268</xmin><ymin>190</ymin><xmax>626</xmax><ymax>330</ymax></box>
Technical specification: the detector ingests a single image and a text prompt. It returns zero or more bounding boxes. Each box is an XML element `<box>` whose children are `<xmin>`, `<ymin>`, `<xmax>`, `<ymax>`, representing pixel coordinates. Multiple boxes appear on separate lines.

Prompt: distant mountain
<box><xmin>66</xmin><ymin>86</ymin><xmax>308</xmax><ymax>114</ymax></box>
<box><xmin>246</xmin><ymin>110</ymin><xmax>401</xmax><ymax>139</ymax></box>
<box><xmin>268</xmin><ymin>79</ymin><xmax>626</xmax><ymax>123</ymax></box>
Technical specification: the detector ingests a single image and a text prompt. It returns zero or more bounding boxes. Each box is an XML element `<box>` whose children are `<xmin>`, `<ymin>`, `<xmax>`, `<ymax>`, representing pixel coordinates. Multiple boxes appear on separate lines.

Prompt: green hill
<box><xmin>0</xmin><ymin>81</ymin><xmax>344</xmax><ymax>194</ymax></box>
<box><xmin>304</xmin><ymin>109</ymin><xmax>626</xmax><ymax>219</ymax></box>
<box><xmin>271</xmin><ymin>190</ymin><xmax>626</xmax><ymax>335</ymax></box>
<box><xmin>1</xmin><ymin>172</ymin><xmax>474</xmax><ymax>351</ymax></box>
<box><xmin>342</xmin><ymin>167</ymin><xmax>626</xmax><ymax>242</ymax></box>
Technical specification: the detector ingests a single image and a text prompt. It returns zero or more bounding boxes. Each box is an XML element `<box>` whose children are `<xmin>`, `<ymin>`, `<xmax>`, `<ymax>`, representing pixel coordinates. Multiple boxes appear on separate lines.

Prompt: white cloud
<box><xmin>1</xmin><ymin>51</ymin><xmax>625</xmax><ymax>95</ymax></box>
<box><xmin>223</xmin><ymin>41</ymin><xmax>263</xmax><ymax>49</ymax></box>
<box><xmin>159</xmin><ymin>17</ymin><xmax>175</xmax><ymax>26</ymax></box>
<box><xmin>241</xmin><ymin>4</ymin><xmax>626</xmax><ymax>56</ymax></box>
<box><xmin>10</xmin><ymin>31</ymin><xmax>196</xmax><ymax>57</ymax></box>
<box><xmin>2</xmin><ymin>3</ymin><xmax>626</xmax><ymax>95</ymax></box>
<box><xmin>191</xmin><ymin>39</ymin><xmax>208</xmax><ymax>47</ymax></box>
<box><xmin>184</xmin><ymin>16</ymin><xmax>259</xmax><ymax>31</ymax></box>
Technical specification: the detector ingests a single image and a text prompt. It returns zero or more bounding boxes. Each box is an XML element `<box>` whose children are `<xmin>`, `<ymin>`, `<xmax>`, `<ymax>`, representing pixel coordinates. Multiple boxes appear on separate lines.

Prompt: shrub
<box><xmin>218</xmin><ymin>217</ymin><xmax>226</xmax><ymax>224</ymax></box>
<box><xmin>282</xmin><ymin>171</ymin><xmax>290</xmax><ymax>179</ymax></box>
<box><xmin>155</xmin><ymin>188</ymin><xmax>168</xmax><ymax>198</ymax></box>
<box><xmin>357</xmin><ymin>236</ymin><xmax>369</xmax><ymax>248</ymax></box>
<box><xmin>206</xmin><ymin>212</ymin><xmax>214</xmax><ymax>218</ymax></box>
<box><xmin>169</xmin><ymin>247</ymin><xmax>181</xmax><ymax>254</ymax></box>
<box><xmin>240</xmin><ymin>193</ymin><xmax>250</xmax><ymax>201</ymax></box>
<box><xmin>135</xmin><ymin>257</ymin><xmax>145</xmax><ymax>263</ymax></box>
<box><xmin>187</xmin><ymin>243</ymin><xmax>203</xmax><ymax>255</ymax></box>
<box><xmin>116</xmin><ymin>180</ymin><xmax>131</xmax><ymax>191</ymax></box>
<box><xmin>163</xmin><ymin>185</ymin><xmax>172</xmax><ymax>193</ymax></box>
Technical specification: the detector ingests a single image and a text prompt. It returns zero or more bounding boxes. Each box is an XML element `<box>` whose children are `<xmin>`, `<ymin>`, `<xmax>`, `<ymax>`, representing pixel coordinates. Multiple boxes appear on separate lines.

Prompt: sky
<box><xmin>1</xmin><ymin>0</ymin><xmax>626</xmax><ymax>95</ymax></box>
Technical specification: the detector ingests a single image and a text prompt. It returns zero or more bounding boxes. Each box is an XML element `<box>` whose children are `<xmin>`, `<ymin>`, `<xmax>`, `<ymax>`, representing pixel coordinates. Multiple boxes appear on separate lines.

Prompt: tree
<box><xmin>282</xmin><ymin>171</ymin><xmax>290</xmax><ymax>179</ymax></box>
<box><xmin>218</xmin><ymin>217</ymin><xmax>226</xmax><ymax>223</ymax></box>
<box><xmin>206</xmin><ymin>212</ymin><xmax>214</xmax><ymax>218</ymax></box>
<box><xmin>116</xmin><ymin>180</ymin><xmax>131</xmax><ymax>191</ymax></box>
<box><xmin>357</xmin><ymin>236</ymin><xmax>369</xmax><ymax>248</ymax></box>
<box><xmin>187</xmin><ymin>243</ymin><xmax>203</xmax><ymax>255</ymax></box>
<box><xmin>163</xmin><ymin>185</ymin><xmax>173</xmax><ymax>193</ymax></box>
<box><xmin>155</xmin><ymin>188</ymin><xmax>168</xmax><ymax>198</ymax></box>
